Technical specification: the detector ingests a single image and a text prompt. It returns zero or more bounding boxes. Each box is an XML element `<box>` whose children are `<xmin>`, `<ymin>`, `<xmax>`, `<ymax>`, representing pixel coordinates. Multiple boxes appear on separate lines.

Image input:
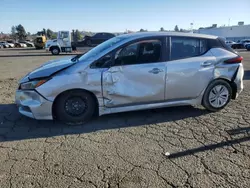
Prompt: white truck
<box><xmin>48</xmin><ymin>31</ymin><xmax>74</xmax><ymax>55</ymax></box>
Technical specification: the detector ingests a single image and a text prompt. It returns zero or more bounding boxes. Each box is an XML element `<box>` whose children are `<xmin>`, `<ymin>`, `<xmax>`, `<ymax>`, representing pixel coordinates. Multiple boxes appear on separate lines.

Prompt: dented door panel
<box><xmin>102</xmin><ymin>63</ymin><xmax>166</xmax><ymax>107</ymax></box>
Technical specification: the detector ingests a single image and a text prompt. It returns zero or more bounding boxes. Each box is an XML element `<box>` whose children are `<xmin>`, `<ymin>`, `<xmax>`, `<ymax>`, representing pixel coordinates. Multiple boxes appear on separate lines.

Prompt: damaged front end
<box><xmin>16</xmin><ymin>56</ymin><xmax>78</xmax><ymax>120</ymax></box>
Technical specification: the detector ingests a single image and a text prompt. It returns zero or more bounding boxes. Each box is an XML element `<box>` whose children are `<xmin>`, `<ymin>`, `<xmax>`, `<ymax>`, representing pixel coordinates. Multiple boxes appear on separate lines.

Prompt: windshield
<box><xmin>77</xmin><ymin>36</ymin><xmax>127</xmax><ymax>62</ymax></box>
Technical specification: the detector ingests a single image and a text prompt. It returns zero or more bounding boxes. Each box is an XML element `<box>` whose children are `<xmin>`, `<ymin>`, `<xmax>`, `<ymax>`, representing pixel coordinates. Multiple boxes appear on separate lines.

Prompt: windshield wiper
<box><xmin>71</xmin><ymin>54</ymin><xmax>83</xmax><ymax>62</ymax></box>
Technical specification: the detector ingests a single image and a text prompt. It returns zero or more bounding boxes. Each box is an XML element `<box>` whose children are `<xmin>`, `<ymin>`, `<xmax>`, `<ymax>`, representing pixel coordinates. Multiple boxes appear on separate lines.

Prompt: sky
<box><xmin>0</xmin><ymin>0</ymin><xmax>250</xmax><ymax>33</ymax></box>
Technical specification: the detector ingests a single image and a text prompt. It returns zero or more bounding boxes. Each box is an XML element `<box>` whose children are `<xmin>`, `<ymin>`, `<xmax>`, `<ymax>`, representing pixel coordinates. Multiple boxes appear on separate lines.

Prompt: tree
<box><xmin>11</xmin><ymin>26</ymin><xmax>17</xmax><ymax>41</ymax></box>
<box><xmin>160</xmin><ymin>27</ymin><xmax>164</xmax><ymax>32</ymax></box>
<box><xmin>180</xmin><ymin>28</ymin><xmax>184</xmax><ymax>32</ymax></box>
<box><xmin>174</xmin><ymin>25</ymin><xmax>179</xmax><ymax>32</ymax></box>
<box><xmin>46</xmin><ymin>29</ymin><xmax>53</xmax><ymax>39</ymax></box>
<box><xmin>51</xmin><ymin>33</ymin><xmax>57</xmax><ymax>39</ymax></box>
<box><xmin>16</xmin><ymin>24</ymin><xmax>26</xmax><ymax>40</ymax></box>
<box><xmin>75</xmin><ymin>29</ymin><xmax>82</xmax><ymax>41</ymax></box>
<box><xmin>43</xmin><ymin>28</ymin><xmax>46</xmax><ymax>36</ymax></box>
<box><xmin>139</xmin><ymin>28</ymin><xmax>147</xmax><ymax>32</ymax></box>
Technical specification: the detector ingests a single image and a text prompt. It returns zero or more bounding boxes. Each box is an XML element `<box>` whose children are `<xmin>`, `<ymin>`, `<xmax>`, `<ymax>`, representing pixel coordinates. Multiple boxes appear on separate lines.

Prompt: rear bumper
<box><xmin>234</xmin><ymin>64</ymin><xmax>244</xmax><ymax>98</ymax></box>
<box><xmin>15</xmin><ymin>90</ymin><xmax>53</xmax><ymax>120</ymax></box>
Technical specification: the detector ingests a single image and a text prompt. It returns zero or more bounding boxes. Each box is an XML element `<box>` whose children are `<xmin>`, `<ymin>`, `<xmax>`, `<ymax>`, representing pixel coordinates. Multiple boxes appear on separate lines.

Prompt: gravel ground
<box><xmin>0</xmin><ymin>48</ymin><xmax>249</xmax><ymax>188</ymax></box>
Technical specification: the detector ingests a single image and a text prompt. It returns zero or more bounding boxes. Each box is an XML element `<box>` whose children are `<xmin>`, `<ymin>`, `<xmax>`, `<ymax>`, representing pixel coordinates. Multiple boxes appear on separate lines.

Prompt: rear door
<box><xmin>102</xmin><ymin>37</ymin><xmax>167</xmax><ymax>107</ymax></box>
<box><xmin>165</xmin><ymin>36</ymin><xmax>216</xmax><ymax>100</ymax></box>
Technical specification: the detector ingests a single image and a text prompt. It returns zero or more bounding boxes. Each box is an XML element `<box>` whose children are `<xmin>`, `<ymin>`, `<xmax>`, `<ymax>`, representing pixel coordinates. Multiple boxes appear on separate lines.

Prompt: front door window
<box><xmin>114</xmin><ymin>39</ymin><xmax>162</xmax><ymax>66</ymax></box>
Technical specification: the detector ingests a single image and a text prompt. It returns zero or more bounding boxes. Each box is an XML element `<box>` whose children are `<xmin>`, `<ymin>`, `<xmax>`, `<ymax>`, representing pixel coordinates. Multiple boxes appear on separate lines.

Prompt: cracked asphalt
<box><xmin>0</xmin><ymin>48</ymin><xmax>250</xmax><ymax>188</ymax></box>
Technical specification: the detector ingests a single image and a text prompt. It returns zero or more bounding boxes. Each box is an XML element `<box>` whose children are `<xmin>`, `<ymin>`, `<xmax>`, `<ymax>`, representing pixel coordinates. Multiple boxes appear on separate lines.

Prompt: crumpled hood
<box><xmin>19</xmin><ymin>56</ymin><xmax>76</xmax><ymax>83</ymax></box>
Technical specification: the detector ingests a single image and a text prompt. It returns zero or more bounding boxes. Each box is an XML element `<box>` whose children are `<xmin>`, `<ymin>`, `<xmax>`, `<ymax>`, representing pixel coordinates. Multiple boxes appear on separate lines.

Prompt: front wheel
<box><xmin>51</xmin><ymin>47</ymin><xmax>60</xmax><ymax>55</ymax></box>
<box><xmin>54</xmin><ymin>90</ymin><xmax>96</xmax><ymax>125</ymax></box>
<box><xmin>202</xmin><ymin>80</ymin><xmax>232</xmax><ymax>112</ymax></box>
<box><xmin>86</xmin><ymin>40</ymin><xmax>92</xmax><ymax>46</ymax></box>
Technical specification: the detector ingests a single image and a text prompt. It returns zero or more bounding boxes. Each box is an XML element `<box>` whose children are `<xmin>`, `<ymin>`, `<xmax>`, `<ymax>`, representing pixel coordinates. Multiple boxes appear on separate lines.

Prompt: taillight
<box><xmin>224</xmin><ymin>56</ymin><xmax>243</xmax><ymax>64</ymax></box>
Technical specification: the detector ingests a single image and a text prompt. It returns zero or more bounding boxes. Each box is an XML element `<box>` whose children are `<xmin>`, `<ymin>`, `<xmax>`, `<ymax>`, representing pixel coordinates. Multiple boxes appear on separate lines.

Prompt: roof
<box><xmin>120</xmin><ymin>31</ymin><xmax>218</xmax><ymax>40</ymax></box>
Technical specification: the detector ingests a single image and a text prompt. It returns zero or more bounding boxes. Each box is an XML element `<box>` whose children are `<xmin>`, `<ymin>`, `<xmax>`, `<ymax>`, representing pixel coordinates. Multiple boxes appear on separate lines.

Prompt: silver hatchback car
<box><xmin>15</xmin><ymin>32</ymin><xmax>244</xmax><ymax>123</ymax></box>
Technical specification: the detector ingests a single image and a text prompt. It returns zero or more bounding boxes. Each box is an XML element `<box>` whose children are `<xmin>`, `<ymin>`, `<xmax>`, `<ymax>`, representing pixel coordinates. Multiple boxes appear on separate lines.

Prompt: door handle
<box><xmin>201</xmin><ymin>61</ymin><xmax>213</xmax><ymax>67</ymax></box>
<box><xmin>149</xmin><ymin>68</ymin><xmax>163</xmax><ymax>74</ymax></box>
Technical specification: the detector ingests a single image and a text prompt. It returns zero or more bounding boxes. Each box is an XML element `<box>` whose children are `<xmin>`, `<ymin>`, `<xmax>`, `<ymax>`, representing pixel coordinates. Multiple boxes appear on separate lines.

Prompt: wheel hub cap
<box><xmin>65</xmin><ymin>97</ymin><xmax>87</xmax><ymax>116</ymax></box>
<box><xmin>209</xmin><ymin>85</ymin><xmax>229</xmax><ymax>108</ymax></box>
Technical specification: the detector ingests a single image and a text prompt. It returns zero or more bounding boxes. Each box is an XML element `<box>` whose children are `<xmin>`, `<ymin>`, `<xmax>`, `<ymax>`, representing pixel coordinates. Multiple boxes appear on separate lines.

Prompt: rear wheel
<box><xmin>202</xmin><ymin>80</ymin><xmax>232</xmax><ymax>112</ymax></box>
<box><xmin>54</xmin><ymin>90</ymin><xmax>96</xmax><ymax>124</ymax></box>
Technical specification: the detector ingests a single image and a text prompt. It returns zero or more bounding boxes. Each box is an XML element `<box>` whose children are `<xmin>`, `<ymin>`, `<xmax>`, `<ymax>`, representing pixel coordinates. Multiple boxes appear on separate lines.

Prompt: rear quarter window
<box><xmin>216</xmin><ymin>38</ymin><xmax>236</xmax><ymax>54</ymax></box>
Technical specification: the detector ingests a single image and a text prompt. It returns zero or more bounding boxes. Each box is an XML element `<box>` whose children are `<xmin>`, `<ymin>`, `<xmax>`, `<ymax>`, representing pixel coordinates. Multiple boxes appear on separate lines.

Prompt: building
<box><xmin>195</xmin><ymin>22</ymin><xmax>250</xmax><ymax>42</ymax></box>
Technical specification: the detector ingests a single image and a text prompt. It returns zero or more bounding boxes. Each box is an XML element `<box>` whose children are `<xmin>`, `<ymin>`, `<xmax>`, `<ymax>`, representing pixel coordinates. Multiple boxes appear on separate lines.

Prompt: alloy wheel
<box><xmin>208</xmin><ymin>85</ymin><xmax>229</xmax><ymax>108</ymax></box>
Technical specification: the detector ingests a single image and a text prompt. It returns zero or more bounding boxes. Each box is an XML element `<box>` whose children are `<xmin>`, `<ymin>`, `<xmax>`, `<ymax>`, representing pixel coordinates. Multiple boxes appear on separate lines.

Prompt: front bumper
<box><xmin>15</xmin><ymin>90</ymin><xmax>53</xmax><ymax>120</ymax></box>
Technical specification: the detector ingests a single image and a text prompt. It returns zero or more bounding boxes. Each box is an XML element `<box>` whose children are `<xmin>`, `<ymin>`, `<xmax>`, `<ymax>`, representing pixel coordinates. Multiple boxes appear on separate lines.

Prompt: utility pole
<box><xmin>190</xmin><ymin>23</ymin><xmax>194</xmax><ymax>33</ymax></box>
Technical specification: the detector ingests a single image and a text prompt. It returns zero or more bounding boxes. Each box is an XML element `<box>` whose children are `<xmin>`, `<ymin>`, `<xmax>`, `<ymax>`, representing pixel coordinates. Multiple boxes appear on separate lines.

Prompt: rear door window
<box><xmin>170</xmin><ymin>37</ymin><xmax>208</xmax><ymax>60</ymax></box>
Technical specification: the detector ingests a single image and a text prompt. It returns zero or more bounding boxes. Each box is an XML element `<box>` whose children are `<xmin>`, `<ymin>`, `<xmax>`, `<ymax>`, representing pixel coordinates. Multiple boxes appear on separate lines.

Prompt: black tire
<box><xmin>51</xmin><ymin>46</ymin><xmax>60</xmax><ymax>55</ymax></box>
<box><xmin>202</xmin><ymin>80</ymin><xmax>232</xmax><ymax>112</ymax></box>
<box><xmin>86</xmin><ymin>40</ymin><xmax>91</xmax><ymax>46</ymax></box>
<box><xmin>54</xmin><ymin>90</ymin><xmax>96</xmax><ymax>124</ymax></box>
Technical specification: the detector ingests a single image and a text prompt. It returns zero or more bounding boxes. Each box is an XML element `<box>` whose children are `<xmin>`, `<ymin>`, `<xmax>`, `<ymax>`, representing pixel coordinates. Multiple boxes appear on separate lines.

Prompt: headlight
<box><xmin>20</xmin><ymin>79</ymin><xmax>48</xmax><ymax>90</ymax></box>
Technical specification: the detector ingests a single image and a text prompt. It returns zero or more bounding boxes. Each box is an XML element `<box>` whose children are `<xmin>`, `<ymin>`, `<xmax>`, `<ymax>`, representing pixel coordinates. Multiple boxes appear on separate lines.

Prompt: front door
<box><xmin>92</xmin><ymin>33</ymin><xmax>103</xmax><ymax>45</ymax></box>
<box><xmin>58</xmin><ymin>31</ymin><xmax>71</xmax><ymax>47</ymax></box>
<box><xmin>102</xmin><ymin>38</ymin><xmax>166</xmax><ymax>107</ymax></box>
<box><xmin>165</xmin><ymin>36</ymin><xmax>216</xmax><ymax>100</ymax></box>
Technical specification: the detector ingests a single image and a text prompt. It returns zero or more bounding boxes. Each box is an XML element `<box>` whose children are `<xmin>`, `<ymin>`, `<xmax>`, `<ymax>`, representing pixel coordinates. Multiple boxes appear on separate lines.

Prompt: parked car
<box><xmin>20</xmin><ymin>43</ymin><xmax>27</xmax><ymax>48</ymax></box>
<box><xmin>16</xmin><ymin>42</ymin><xmax>27</xmax><ymax>48</ymax></box>
<box><xmin>231</xmin><ymin>39</ymin><xmax>250</xmax><ymax>49</ymax></box>
<box><xmin>3</xmin><ymin>41</ymin><xmax>14</xmax><ymax>48</ymax></box>
<box><xmin>79</xmin><ymin>32</ymin><xmax>115</xmax><ymax>46</ymax></box>
<box><xmin>225</xmin><ymin>40</ymin><xmax>236</xmax><ymax>48</ymax></box>
<box><xmin>231</xmin><ymin>42</ymin><xmax>244</xmax><ymax>49</ymax></box>
<box><xmin>15</xmin><ymin>32</ymin><xmax>244</xmax><ymax>124</ymax></box>
<box><xmin>246</xmin><ymin>45</ymin><xmax>250</xmax><ymax>51</ymax></box>
<box><xmin>23</xmin><ymin>41</ymin><xmax>34</xmax><ymax>47</ymax></box>
<box><xmin>0</xmin><ymin>41</ymin><xmax>10</xmax><ymax>48</ymax></box>
<box><xmin>244</xmin><ymin>42</ymin><xmax>250</xmax><ymax>49</ymax></box>
<box><xmin>14</xmin><ymin>42</ymin><xmax>24</xmax><ymax>48</ymax></box>
<box><xmin>8</xmin><ymin>43</ymin><xmax>15</xmax><ymax>48</ymax></box>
